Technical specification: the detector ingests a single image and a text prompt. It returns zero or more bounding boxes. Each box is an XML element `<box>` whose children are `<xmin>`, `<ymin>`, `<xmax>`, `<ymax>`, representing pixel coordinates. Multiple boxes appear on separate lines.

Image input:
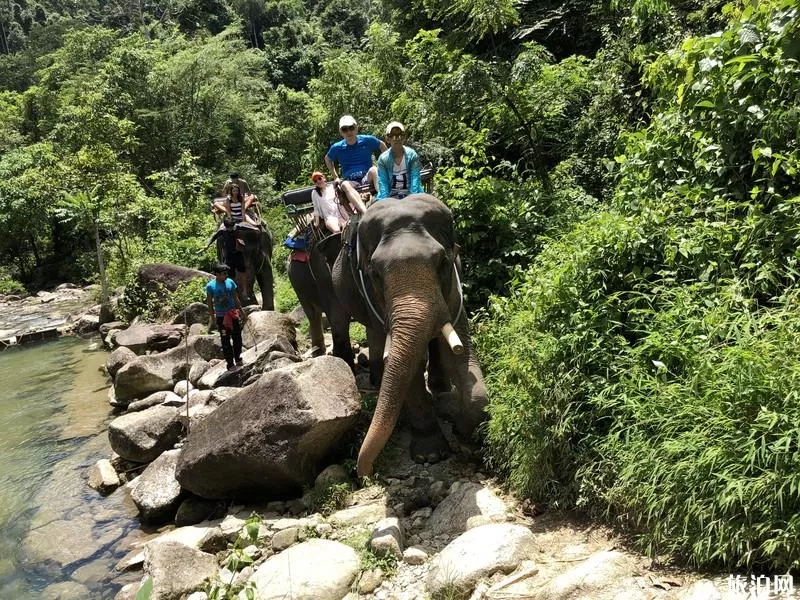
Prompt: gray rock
<box><xmin>144</xmin><ymin>541</ymin><xmax>217</xmax><ymax>600</ymax></box>
<box><xmin>528</xmin><ymin>550</ymin><xmax>636</xmax><ymax>599</ymax></box>
<box><xmin>370</xmin><ymin>517</ymin><xmax>404</xmax><ymax>559</ymax></box>
<box><xmin>174</xmin><ymin>379</ymin><xmax>193</xmax><ymax>396</ymax></box>
<box><xmin>175</xmin><ymin>497</ymin><xmax>225</xmax><ymax>526</ymax></box>
<box><xmin>108</xmin><ymin>405</ymin><xmax>183</xmax><ymax>463</ymax></box>
<box><xmin>75</xmin><ymin>314</ymin><xmax>100</xmax><ymax>334</ymax></box>
<box><xmin>127</xmin><ymin>391</ymin><xmax>178</xmax><ymax>412</ymax></box>
<box><xmin>329</xmin><ymin>503</ymin><xmax>388</xmax><ymax>527</ymax></box>
<box><xmin>172</xmin><ymin>302</ymin><xmax>209</xmax><ymax>327</ymax></box>
<box><xmin>176</xmin><ymin>356</ymin><xmax>360</xmax><ymax>499</ymax></box>
<box><xmin>198</xmin><ymin>334</ymin><xmax>297</xmax><ymax>389</ymax></box>
<box><xmin>88</xmin><ymin>458</ymin><xmax>120</xmax><ymax>495</ymax></box>
<box><xmin>131</xmin><ymin>449</ymin><xmax>183</xmax><ymax>523</ymax></box>
<box><xmin>271</xmin><ymin>527</ymin><xmax>299</xmax><ymax>551</ymax></box>
<box><xmin>137</xmin><ymin>263</ymin><xmax>210</xmax><ymax>294</ymax></box>
<box><xmin>241</xmin><ymin>310</ymin><xmax>297</xmax><ymax>349</ymax></box>
<box><xmin>428</xmin><ymin>482</ymin><xmax>507</xmax><ymax>536</ymax></box>
<box><xmin>107</xmin><ymin>346</ymin><xmax>137</xmax><ymax>379</ymax></box>
<box><xmin>24</xmin><ymin>514</ymin><xmax>120</xmax><ymax>569</ymax></box>
<box><xmin>42</xmin><ymin>581</ymin><xmax>91</xmax><ymax>599</ymax></box>
<box><xmin>244</xmin><ymin>539</ymin><xmax>359</xmax><ymax>600</ymax></box>
<box><xmin>188</xmin><ymin>361</ymin><xmax>211</xmax><ymax>386</ymax></box>
<box><xmin>115</xmin><ymin>324</ymin><xmax>185</xmax><ymax>354</ymax></box>
<box><xmin>99</xmin><ymin>320</ymin><xmax>126</xmax><ymax>336</ymax></box>
<box><xmin>678</xmin><ymin>580</ymin><xmax>723</xmax><ymax>600</ymax></box>
<box><xmin>403</xmin><ymin>546</ymin><xmax>428</xmax><ymax>565</ymax></box>
<box><xmin>358</xmin><ymin>567</ymin><xmax>384</xmax><ymax>594</ymax></box>
<box><xmin>426</xmin><ymin>524</ymin><xmax>537</xmax><ymax>599</ymax></box>
<box><xmin>314</xmin><ymin>464</ymin><xmax>351</xmax><ymax>489</ymax></box>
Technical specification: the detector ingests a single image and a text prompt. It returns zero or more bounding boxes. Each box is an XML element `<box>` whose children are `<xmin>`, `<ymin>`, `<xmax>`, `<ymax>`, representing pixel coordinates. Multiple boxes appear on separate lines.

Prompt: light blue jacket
<box><xmin>376</xmin><ymin>146</ymin><xmax>423</xmax><ymax>200</ymax></box>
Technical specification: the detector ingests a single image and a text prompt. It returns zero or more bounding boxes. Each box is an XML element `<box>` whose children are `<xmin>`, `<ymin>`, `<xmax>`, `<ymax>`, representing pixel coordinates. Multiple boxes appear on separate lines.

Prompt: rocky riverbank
<box><xmin>77</xmin><ymin>292</ymin><xmax>736</xmax><ymax>600</ymax></box>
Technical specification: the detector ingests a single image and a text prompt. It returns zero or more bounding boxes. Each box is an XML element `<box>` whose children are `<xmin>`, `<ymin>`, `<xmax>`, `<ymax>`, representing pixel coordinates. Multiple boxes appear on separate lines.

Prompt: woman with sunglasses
<box><xmin>310</xmin><ymin>171</ymin><xmax>350</xmax><ymax>233</ymax></box>
<box><xmin>376</xmin><ymin>121</ymin><xmax>423</xmax><ymax>200</ymax></box>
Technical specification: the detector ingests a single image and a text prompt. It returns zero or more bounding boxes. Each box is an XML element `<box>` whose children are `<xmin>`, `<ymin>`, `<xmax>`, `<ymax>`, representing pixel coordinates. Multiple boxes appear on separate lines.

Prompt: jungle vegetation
<box><xmin>2</xmin><ymin>0</ymin><xmax>799</xmax><ymax>571</ymax></box>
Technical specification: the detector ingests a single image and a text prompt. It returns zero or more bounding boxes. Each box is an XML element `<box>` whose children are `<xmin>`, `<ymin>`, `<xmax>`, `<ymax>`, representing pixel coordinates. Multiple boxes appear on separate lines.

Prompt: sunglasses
<box><xmin>340</xmin><ymin>125</ymin><xmax>356</xmax><ymax>132</ymax></box>
<box><xmin>313</xmin><ymin>176</ymin><xmax>324</xmax><ymax>183</ymax></box>
<box><xmin>387</xmin><ymin>131</ymin><xmax>405</xmax><ymax>138</ymax></box>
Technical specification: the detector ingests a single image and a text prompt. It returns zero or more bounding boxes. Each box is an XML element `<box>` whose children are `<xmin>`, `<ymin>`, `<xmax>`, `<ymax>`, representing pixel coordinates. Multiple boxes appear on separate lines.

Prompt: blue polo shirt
<box><xmin>326</xmin><ymin>135</ymin><xmax>382</xmax><ymax>180</ymax></box>
<box><xmin>206</xmin><ymin>278</ymin><xmax>237</xmax><ymax>317</ymax></box>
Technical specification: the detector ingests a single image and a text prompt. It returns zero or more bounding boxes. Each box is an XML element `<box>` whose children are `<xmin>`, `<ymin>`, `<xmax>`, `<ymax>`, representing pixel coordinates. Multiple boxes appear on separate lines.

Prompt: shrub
<box><xmin>479</xmin><ymin>0</ymin><xmax>800</xmax><ymax>570</ymax></box>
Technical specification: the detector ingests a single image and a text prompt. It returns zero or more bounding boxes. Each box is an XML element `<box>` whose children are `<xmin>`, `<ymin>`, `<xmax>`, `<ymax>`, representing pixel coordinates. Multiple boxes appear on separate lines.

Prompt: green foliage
<box><xmin>306</xmin><ymin>482</ymin><xmax>351</xmax><ymax>516</ymax></box>
<box><xmin>206</xmin><ymin>514</ymin><xmax>260</xmax><ymax>600</ymax></box>
<box><xmin>134</xmin><ymin>576</ymin><xmax>153</xmax><ymax>600</ymax></box>
<box><xmin>0</xmin><ymin>268</ymin><xmax>25</xmax><ymax>295</ymax></box>
<box><xmin>341</xmin><ymin>528</ymin><xmax>398</xmax><ymax>575</ymax></box>
<box><xmin>480</xmin><ymin>0</ymin><xmax>800</xmax><ymax>571</ymax></box>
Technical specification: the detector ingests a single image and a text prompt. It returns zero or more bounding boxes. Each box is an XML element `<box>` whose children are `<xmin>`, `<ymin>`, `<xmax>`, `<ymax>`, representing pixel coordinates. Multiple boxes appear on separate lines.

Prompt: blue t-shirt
<box><xmin>326</xmin><ymin>135</ymin><xmax>381</xmax><ymax>180</ymax></box>
<box><xmin>206</xmin><ymin>278</ymin><xmax>237</xmax><ymax>316</ymax></box>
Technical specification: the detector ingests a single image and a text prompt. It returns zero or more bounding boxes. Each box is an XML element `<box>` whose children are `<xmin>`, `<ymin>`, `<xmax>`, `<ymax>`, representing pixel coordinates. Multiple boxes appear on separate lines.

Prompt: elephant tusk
<box><xmin>383</xmin><ymin>332</ymin><xmax>391</xmax><ymax>361</ymax></box>
<box><xmin>442</xmin><ymin>322</ymin><xmax>464</xmax><ymax>355</ymax></box>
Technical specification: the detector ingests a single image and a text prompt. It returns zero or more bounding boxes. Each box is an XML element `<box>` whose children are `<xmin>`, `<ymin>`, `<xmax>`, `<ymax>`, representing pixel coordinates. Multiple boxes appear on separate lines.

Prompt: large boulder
<box><xmin>114</xmin><ymin>339</ymin><xmax>208</xmax><ymax>403</ymax></box>
<box><xmin>131</xmin><ymin>449</ymin><xmax>183</xmax><ymax>523</ymax></box>
<box><xmin>172</xmin><ymin>302</ymin><xmax>209</xmax><ymax>326</ymax></box>
<box><xmin>198</xmin><ymin>334</ymin><xmax>298</xmax><ymax>389</ymax></box>
<box><xmin>241</xmin><ymin>310</ymin><xmax>297</xmax><ymax>349</ymax></box>
<box><xmin>428</xmin><ymin>482</ymin><xmax>508</xmax><ymax>536</ymax></box>
<box><xmin>106</xmin><ymin>347</ymin><xmax>137</xmax><ymax>379</ymax></box>
<box><xmin>137</xmin><ymin>263</ymin><xmax>210</xmax><ymax>294</ymax></box>
<box><xmin>115</xmin><ymin>324</ymin><xmax>185</xmax><ymax>354</ymax></box>
<box><xmin>108</xmin><ymin>405</ymin><xmax>183</xmax><ymax>463</ymax></box>
<box><xmin>176</xmin><ymin>356</ymin><xmax>360</xmax><ymax>499</ymax></box>
<box><xmin>244</xmin><ymin>539</ymin><xmax>359</xmax><ymax>600</ymax></box>
<box><xmin>144</xmin><ymin>541</ymin><xmax>217</xmax><ymax>600</ymax></box>
<box><xmin>426</xmin><ymin>524</ymin><xmax>538</xmax><ymax>599</ymax></box>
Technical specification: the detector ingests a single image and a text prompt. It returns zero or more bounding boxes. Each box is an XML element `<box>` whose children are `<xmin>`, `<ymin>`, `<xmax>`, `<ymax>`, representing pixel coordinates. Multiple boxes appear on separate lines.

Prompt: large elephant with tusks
<box><xmin>332</xmin><ymin>194</ymin><xmax>488</xmax><ymax>476</ymax></box>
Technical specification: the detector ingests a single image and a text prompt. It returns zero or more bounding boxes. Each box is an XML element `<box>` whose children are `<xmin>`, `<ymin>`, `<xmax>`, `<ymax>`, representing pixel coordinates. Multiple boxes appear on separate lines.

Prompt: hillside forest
<box><xmin>2</xmin><ymin>0</ymin><xmax>800</xmax><ymax>573</ymax></box>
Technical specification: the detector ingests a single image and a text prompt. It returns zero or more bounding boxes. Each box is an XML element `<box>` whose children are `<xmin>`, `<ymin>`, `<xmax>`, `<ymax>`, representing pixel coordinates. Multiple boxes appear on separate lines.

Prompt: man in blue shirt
<box><xmin>324</xmin><ymin>115</ymin><xmax>387</xmax><ymax>214</ymax></box>
<box><xmin>205</xmin><ymin>264</ymin><xmax>246</xmax><ymax>370</ymax></box>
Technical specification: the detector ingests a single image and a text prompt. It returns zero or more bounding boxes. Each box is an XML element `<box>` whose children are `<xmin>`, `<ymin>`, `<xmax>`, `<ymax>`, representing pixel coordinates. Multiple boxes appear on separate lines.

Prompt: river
<box><xmin>0</xmin><ymin>337</ymin><xmax>145</xmax><ymax>599</ymax></box>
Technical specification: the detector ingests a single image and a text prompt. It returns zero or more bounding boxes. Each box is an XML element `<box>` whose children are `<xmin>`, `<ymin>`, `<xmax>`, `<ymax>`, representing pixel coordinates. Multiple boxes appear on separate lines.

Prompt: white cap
<box><xmin>385</xmin><ymin>121</ymin><xmax>405</xmax><ymax>135</ymax></box>
<box><xmin>338</xmin><ymin>115</ymin><xmax>357</xmax><ymax>129</ymax></box>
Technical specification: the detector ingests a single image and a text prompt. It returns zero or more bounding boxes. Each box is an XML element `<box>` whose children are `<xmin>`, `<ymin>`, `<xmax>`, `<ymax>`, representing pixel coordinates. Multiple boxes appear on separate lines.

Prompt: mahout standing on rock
<box><xmin>205</xmin><ymin>264</ymin><xmax>246</xmax><ymax>370</ymax></box>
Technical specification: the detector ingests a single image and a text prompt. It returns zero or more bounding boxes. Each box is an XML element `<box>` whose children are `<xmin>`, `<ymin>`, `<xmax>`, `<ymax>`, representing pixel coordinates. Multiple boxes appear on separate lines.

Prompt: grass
<box><xmin>340</xmin><ymin>528</ymin><xmax>399</xmax><ymax>575</ymax></box>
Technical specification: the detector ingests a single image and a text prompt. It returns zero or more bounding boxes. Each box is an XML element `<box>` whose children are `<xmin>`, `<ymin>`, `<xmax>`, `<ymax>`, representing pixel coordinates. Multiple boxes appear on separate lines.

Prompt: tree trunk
<box><xmin>93</xmin><ymin>220</ymin><xmax>113</xmax><ymax>323</ymax></box>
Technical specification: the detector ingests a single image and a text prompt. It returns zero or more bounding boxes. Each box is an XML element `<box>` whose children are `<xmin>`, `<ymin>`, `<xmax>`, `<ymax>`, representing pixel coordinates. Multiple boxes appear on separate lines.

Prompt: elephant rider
<box><xmin>206</xmin><ymin>263</ymin><xmax>247</xmax><ymax>371</ymax></box>
<box><xmin>222</xmin><ymin>172</ymin><xmax>258</xmax><ymax>219</ymax></box>
<box><xmin>197</xmin><ymin>218</ymin><xmax>249</xmax><ymax>300</ymax></box>
<box><xmin>212</xmin><ymin>184</ymin><xmax>257</xmax><ymax>227</ymax></box>
<box><xmin>323</xmin><ymin>115</ymin><xmax>386</xmax><ymax>215</ymax></box>
<box><xmin>310</xmin><ymin>171</ymin><xmax>349</xmax><ymax>234</ymax></box>
<box><xmin>376</xmin><ymin>121</ymin><xmax>424</xmax><ymax>200</ymax></box>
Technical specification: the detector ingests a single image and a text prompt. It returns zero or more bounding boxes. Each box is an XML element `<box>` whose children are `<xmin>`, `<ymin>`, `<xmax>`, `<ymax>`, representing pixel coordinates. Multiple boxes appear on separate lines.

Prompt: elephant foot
<box><xmin>409</xmin><ymin>425</ymin><xmax>449</xmax><ymax>464</ymax></box>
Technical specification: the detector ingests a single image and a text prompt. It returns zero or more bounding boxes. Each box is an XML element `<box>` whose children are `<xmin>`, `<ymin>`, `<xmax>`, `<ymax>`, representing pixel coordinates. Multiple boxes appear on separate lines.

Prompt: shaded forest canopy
<box><xmin>4</xmin><ymin>0</ymin><xmax>800</xmax><ymax>573</ymax></box>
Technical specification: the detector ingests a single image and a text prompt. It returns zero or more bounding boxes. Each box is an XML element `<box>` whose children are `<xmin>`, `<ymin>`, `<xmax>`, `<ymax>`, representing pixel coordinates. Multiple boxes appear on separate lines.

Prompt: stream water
<box><xmin>0</xmin><ymin>337</ymin><xmax>144</xmax><ymax>599</ymax></box>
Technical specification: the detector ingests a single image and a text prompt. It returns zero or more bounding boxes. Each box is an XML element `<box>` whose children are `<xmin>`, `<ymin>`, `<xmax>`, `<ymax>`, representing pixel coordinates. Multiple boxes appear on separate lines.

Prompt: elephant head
<box><xmin>348</xmin><ymin>194</ymin><xmax>487</xmax><ymax>476</ymax></box>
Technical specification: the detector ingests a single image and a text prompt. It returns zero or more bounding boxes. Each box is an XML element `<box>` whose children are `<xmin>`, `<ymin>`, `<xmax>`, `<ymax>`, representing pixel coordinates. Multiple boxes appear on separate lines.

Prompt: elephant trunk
<box><xmin>356</xmin><ymin>270</ymin><xmax>447</xmax><ymax>477</ymax></box>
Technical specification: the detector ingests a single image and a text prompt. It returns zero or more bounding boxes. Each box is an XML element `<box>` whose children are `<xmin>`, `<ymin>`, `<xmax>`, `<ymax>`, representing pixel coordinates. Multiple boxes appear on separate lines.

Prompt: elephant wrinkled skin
<box><xmin>332</xmin><ymin>194</ymin><xmax>488</xmax><ymax>476</ymax></box>
<box><xmin>217</xmin><ymin>223</ymin><xmax>274</xmax><ymax>310</ymax></box>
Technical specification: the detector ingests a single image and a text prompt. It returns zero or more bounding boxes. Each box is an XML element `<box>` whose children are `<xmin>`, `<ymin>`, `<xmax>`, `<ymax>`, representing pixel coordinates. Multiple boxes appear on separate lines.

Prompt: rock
<box><xmin>128</xmin><ymin>391</ymin><xmax>181</xmax><ymax>412</ymax></box>
<box><xmin>131</xmin><ymin>449</ymin><xmax>183</xmax><ymax>523</ymax></box>
<box><xmin>370</xmin><ymin>517</ymin><xmax>404</xmax><ymax>559</ymax></box>
<box><xmin>144</xmin><ymin>541</ymin><xmax>217</xmax><ymax>600</ymax></box>
<box><xmin>188</xmin><ymin>361</ymin><xmax>211</xmax><ymax>386</ymax></box>
<box><xmin>137</xmin><ymin>263</ymin><xmax>210</xmax><ymax>294</ymax></box>
<box><xmin>172</xmin><ymin>302</ymin><xmax>209</xmax><ymax>326</ymax></box>
<box><xmin>245</xmin><ymin>539</ymin><xmax>359</xmax><ymax>600</ymax></box>
<box><xmin>55</xmin><ymin>282</ymin><xmax>79</xmax><ymax>291</ymax></box>
<box><xmin>678</xmin><ymin>580</ymin><xmax>723</xmax><ymax>600</ymax></box>
<box><xmin>108</xmin><ymin>405</ymin><xmax>183</xmax><ymax>463</ymax></box>
<box><xmin>241</xmin><ymin>310</ymin><xmax>297</xmax><ymax>349</ymax></box>
<box><xmin>271</xmin><ymin>527</ymin><xmax>299</xmax><ymax>551</ymax></box>
<box><xmin>186</xmin><ymin>593</ymin><xmax>208</xmax><ymax>600</ymax></box>
<box><xmin>176</xmin><ymin>356</ymin><xmax>360</xmax><ymax>499</ymax></box>
<box><xmin>358</xmin><ymin>568</ymin><xmax>384</xmax><ymax>594</ymax></box>
<box><xmin>147</xmin><ymin>524</ymin><xmax>218</xmax><ymax>552</ymax></box>
<box><xmin>191</xmin><ymin>335</ymin><xmax>223</xmax><ymax>361</ymax></box>
<box><xmin>71</xmin><ymin>558</ymin><xmax>110</xmax><ymax>584</ymax></box>
<box><xmin>115</xmin><ymin>324</ymin><xmax>185</xmax><ymax>354</ymax></box>
<box><xmin>115</xmin><ymin>548</ymin><xmax>146</xmax><ymax>572</ymax></box>
<box><xmin>24</xmin><ymin>514</ymin><xmax>120</xmax><ymax>569</ymax></box>
<box><xmin>428</xmin><ymin>482</ymin><xmax>508</xmax><ymax>536</ymax></box>
<box><xmin>75</xmin><ymin>314</ymin><xmax>100</xmax><ymax>334</ymax></box>
<box><xmin>107</xmin><ymin>347</ymin><xmax>137</xmax><ymax>379</ymax></box>
<box><xmin>316</xmin><ymin>523</ymin><xmax>333</xmax><ymax>537</ymax></box>
<box><xmin>403</xmin><ymin>547</ymin><xmax>428</xmax><ymax>565</ymax></box>
<box><xmin>174</xmin><ymin>379</ymin><xmax>194</xmax><ymax>396</ymax></box>
<box><xmin>530</xmin><ymin>550</ymin><xmax>635</xmax><ymax>599</ymax></box>
<box><xmin>175</xmin><ymin>497</ymin><xmax>225</xmax><ymax>526</ymax></box>
<box><xmin>100</xmin><ymin>320</ymin><xmax>126</xmax><ymax>337</ymax></box>
<box><xmin>197</xmin><ymin>335</ymin><xmax>297</xmax><ymax>389</ymax></box>
<box><xmin>314</xmin><ymin>464</ymin><xmax>350</xmax><ymax>489</ymax></box>
<box><xmin>88</xmin><ymin>458</ymin><xmax>121</xmax><ymax>495</ymax></box>
<box><xmin>426</xmin><ymin>524</ymin><xmax>537</xmax><ymax>599</ymax></box>
<box><xmin>114</xmin><ymin>337</ymin><xmax>211</xmax><ymax>402</ymax></box>
<box><xmin>41</xmin><ymin>581</ymin><xmax>91</xmax><ymax>599</ymax></box>
<box><xmin>329</xmin><ymin>503</ymin><xmax>388</xmax><ymax>526</ymax></box>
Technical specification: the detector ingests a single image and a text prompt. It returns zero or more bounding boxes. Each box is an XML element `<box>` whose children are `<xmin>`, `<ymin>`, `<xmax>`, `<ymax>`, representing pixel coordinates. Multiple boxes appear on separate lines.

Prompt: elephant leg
<box><xmin>427</xmin><ymin>339</ymin><xmax>452</xmax><ymax>396</ymax></box>
<box><xmin>258</xmin><ymin>260</ymin><xmax>274</xmax><ymax>311</ymax></box>
<box><xmin>366</xmin><ymin>325</ymin><xmax>386</xmax><ymax>388</ymax></box>
<box><xmin>328</xmin><ymin>308</ymin><xmax>353</xmax><ymax>367</ymax></box>
<box><xmin>288</xmin><ymin>260</ymin><xmax>324</xmax><ymax>354</ymax></box>
<box><xmin>405</xmin><ymin>365</ymin><xmax>449</xmax><ymax>464</ymax></box>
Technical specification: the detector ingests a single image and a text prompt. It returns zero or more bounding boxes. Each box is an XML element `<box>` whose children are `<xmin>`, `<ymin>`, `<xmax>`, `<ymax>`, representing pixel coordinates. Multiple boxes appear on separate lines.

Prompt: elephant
<box><xmin>332</xmin><ymin>194</ymin><xmax>488</xmax><ymax>476</ymax></box>
<box><xmin>287</xmin><ymin>231</ymin><xmax>353</xmax><ymax>365</ymax></box>
<box><xmin>216</xmin><ymin>222</ymin><xmax>274</xmax><ymax>310</ymax></box>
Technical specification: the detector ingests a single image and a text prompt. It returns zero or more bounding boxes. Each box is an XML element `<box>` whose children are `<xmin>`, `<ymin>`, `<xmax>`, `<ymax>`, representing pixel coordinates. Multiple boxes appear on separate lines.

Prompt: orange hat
<box><xmin>311</xmin><ymin>171</ymin><xmax>324</xmax><ymax>182</ymax></box>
